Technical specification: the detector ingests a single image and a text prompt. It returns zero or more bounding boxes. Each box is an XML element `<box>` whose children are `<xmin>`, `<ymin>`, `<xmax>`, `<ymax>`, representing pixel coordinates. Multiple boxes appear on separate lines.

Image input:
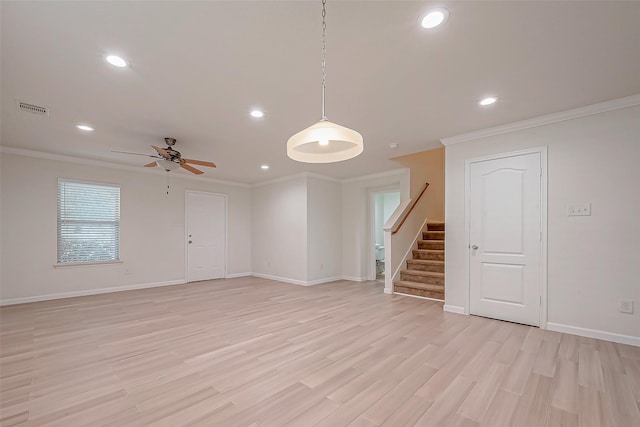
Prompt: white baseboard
<box><xmin>341</xmin><ymin>276</ymin><xmax>368</xmax><ymax>282</ymax></box>
<box><xmin>252</xmin><ymin>273</ymin><xmax>362</xmax><ymax>286</ymax></box>
<box><xmin>394</xmin><ymin>292</ymin><xmax>444</xmax><ymax>303</ymax></box>
<box><xmin>225</xmin><ymin>272</ymin><xmax>253</xmax><ymax>279</ymax></box>
<box><xmin>546</xmin><ymin>322</ymin><xmax>640</xmax><ymax>347</ymax></box>
<box><xmin>307</xmin><ymin>276</ymin><xmax>345</xmax><ymax>286</ymax></box>
<box><xmin>443</xmin><ymin>305</ymin><xmax>466</xmax><ymax>315</ymax></box>
<box><xmin>251</xmin><ymin>273</ymin><xmax>307</xmax><ymax>285</ymax></box>
<box><xmin>0</xmin><ymin>279</ymin><xmax>186</xmax><ymax>306</ymax></box>
<box><xmin>252</xmin><ymin>273</ymin><xmax>340</xmax><ymax>286</ymax></box>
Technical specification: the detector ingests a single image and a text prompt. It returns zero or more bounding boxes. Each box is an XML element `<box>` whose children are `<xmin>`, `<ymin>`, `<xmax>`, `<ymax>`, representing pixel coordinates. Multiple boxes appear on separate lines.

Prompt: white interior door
<box><xmin>469</xmin><ymin>152</ymin><xmax>542</xmax><ymax>326</ymax></box>
<box><xmin>186</xmin><ymin>191</ymin><xmax>226</xmax><ymax>282</ymax></box>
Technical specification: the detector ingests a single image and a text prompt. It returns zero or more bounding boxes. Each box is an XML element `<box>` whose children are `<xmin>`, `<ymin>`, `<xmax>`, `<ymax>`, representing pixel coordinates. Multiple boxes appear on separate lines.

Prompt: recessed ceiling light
<box><xmin>261</xmin><ymin>164</ymin><xmax>270</xmax><ymax>170</ymax></box>
<box><xmin>479</xmin><ymin>96</ymin><xmax>497</xmax><ymax>106</ymax></box>
<box><xmin>250</xmin><ymin>110</ymin><xmax>264</xmax><ymax>118</ymax></box>
<box><xmin>76</xmin><ymin>124</ymin><xmax>94</xmax><ymax>131</ymax></box>
<box><xmin>389</xmin><ymin>143</ymin><xmax>399</xmax><ymax>149</ymax></box>
<box><xmin>106</xmin><ymin>55</ymin><xmax>127</xmax><ymax>68</ymax></box>
<box><xmin>421</xmin><ymin>8</ymin><xmax>449</xmax><ymax>29</ymax></box>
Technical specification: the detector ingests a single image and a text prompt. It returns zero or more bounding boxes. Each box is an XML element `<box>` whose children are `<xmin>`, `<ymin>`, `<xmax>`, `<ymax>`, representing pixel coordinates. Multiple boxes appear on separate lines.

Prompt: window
<box><xmin>57</xmin><ymin>179</ymin><xmax>120</xmax><ymax>265</ymax></box>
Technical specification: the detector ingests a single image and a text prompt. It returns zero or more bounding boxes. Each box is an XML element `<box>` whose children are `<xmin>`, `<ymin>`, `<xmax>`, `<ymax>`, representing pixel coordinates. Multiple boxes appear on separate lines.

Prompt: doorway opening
<box><xmin>370</xmin><ymin>190</ymin><xmax>400</xmax><ymax>281</ymax></box>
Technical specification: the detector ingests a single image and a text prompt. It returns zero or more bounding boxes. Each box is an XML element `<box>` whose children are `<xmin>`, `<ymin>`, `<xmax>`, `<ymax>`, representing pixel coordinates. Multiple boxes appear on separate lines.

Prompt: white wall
<box><xmin>341</xmin><ymin>171</ymin><xmax>410</xmax><ymax>280</ymax></box>
<box><xmin>0</xmin><ymin>152</ymin><xmax>252</xmax><ymax>303</ymax></box>
<box><xmin>307</xmin><ymin>177</ymin><xmax>342</xmax><ymax>282</ymax></box>
<box><xmin>374</xmin><ymin>192</ymin><xmax>401</xmax><ymax>246</ymax></box>
<box><xmin>1</xmin><ymin>151</ymin><xmax>412</xmax><ymax>300</ymax></box>
<box><xmin>445</xmin><ymin>105</ymin><xmax>640</xmax><ymax>340</ymax></box>
<box><xmin>251</xmin><ymin>176</ymin><xmax>308</xmax><ymax>282</ymax></box>
<box><xmin>383</xmin><ymin>193</ymin><xmax>400</xmax><ymax>224</ymax></box>
<box><xmin>375</xmin><ymin>194</ymin><xmax>385</xmax><ymax>246</ymax></box>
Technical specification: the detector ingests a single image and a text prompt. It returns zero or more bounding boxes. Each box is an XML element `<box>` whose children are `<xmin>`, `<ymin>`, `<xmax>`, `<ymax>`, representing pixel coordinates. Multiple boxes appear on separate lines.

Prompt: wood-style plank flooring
<box><xmin>1</xmin><ymin>278</ymin><xmax>639</xmax><ymax>426</ymax></box>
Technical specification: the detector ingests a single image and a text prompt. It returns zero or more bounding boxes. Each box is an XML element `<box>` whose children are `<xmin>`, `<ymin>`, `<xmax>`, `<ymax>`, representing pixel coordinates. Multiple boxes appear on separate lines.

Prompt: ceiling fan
<box><xmin>113</xmin><ymin>137</ymin><xmax>216</xmax><ymax>175</ymax></box>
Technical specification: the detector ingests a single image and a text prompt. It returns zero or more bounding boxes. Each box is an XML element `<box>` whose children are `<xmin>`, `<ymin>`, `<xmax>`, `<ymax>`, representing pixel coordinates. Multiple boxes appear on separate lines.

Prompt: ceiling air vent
<box><xmin>18</xmin><ymin>101</ymin><xmax>49</xmax><ymax>116</ymax></box>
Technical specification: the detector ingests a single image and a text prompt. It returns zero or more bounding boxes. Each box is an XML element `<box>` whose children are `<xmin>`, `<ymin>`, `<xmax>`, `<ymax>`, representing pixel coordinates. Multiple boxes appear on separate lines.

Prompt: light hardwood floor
<box><xmin>1</xmin><ymin>278</ymin><xmax>639</xmax><ymax>426</ymax></box>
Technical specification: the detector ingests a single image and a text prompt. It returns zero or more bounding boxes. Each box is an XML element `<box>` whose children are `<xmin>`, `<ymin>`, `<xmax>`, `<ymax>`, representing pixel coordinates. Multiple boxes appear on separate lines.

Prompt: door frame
<box><xmin>367</xmin><ymin>186</ymin><xmax>401</xmax><ymax>281</ymax></box>
<box><xmin>184</xmin><ymin>190</ymin><xmax>228</xmax><ymax>283</ymax></box>
<box><xmin>464</xmin><ymin>147</ymin><xmax>548</xmax><ymax>328</ymax></box>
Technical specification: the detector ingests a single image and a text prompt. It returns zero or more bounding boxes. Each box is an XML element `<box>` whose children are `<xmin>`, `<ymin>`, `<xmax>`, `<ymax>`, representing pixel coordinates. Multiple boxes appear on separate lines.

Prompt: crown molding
<box><xmin>341</xmin><ymin>168</ymin><xmax>409</xmax><ymax>184</ymax></box>
<box><xmin>251</xmin><ymin>170</ymin><xmax>392</xmax><ymax>188</ymax></box>
<box><xmin>305</xmin><ymin>172</ymin><xmax>342</xmax><ymax>183</ymax></box>
<box><xmin>1</xmin><ymin>146</ymin><xmax>407</xmax><ymax>188</ymax></box>
<box><xmin>441</xmin><ymin>94</ymin><xmax>640</xmax><ymax>146</ymax></box>
<box><xmin>0</xmin><ymin>146</ymin><xmax>251</xmax><ymax>188</ymax></box>
<box><xmin>251</xmin><ymin>172</ymin><xmax>339</xmax><ymax>188</ymax></box>
<box><xmin>251</xmin><ymin>172</ymin><xmax>316</xmax><ymax>188</ymax></box>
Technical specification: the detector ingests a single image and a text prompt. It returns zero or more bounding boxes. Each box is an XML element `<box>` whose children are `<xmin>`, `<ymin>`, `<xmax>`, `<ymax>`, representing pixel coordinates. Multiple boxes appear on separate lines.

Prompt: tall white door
<box><xmin>186</xmin><ymin>191</ymin><xmax>226</xmax><ymax>282</ymax></box>
<box><xmin>469</xmin><ymin>152</ymin><xmax>542</xmax><ymax>326</ymax></box>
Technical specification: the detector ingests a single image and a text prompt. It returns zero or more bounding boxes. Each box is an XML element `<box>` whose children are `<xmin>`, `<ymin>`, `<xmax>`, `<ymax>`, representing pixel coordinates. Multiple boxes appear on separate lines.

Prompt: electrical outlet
<box><xmin>619</xmin><ymin>300</ymin><xmax>634</xmax><ymax>314</ymax></box>
<box><xmin>567</xmin><ymin>203</ymin><xmax>591</xmax><ymax>216</ymax></box>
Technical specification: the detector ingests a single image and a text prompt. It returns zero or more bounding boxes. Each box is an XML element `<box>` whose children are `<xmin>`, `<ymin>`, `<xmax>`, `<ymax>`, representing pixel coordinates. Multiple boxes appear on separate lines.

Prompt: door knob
<box><xmin>471</xmin><ymin>245</ymin><xmax>478</xmax><ymax>250</ymax></box>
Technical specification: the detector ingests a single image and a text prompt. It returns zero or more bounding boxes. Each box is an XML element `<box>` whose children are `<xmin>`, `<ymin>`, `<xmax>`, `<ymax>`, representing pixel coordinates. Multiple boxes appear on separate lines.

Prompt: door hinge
<box><xmin>540</xmin><ymin>168</ymin><xmax>543</xmax><ymax>177</ymax></box>
<box><xmin>540</xmin><ymin>231</ymin><xmax>542</xmax><ymax>241</ymax></box>
<box><xmin>540</xmin><ymin>296</ymin><xmax>542</xmax><ymax>306</ymax></box>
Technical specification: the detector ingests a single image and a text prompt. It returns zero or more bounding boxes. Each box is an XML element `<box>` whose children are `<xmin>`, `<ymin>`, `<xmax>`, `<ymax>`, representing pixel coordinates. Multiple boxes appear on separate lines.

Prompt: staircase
<box><xmin>394</xmin><ymin>221</ymin><xmax>445</xmax><ymax>300</ymax></box>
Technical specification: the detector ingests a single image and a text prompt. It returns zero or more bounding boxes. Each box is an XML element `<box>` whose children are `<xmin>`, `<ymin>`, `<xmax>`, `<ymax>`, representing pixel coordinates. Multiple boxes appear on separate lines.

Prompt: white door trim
<box><xmin>464</xmin><ymin>147</ymin><xmax>548</xmax><ymax>328</ymax></box>
<box><xmin>184</xmin><ymin>190</ymin><xmax>228</xmax><ymax>283</ymax></box>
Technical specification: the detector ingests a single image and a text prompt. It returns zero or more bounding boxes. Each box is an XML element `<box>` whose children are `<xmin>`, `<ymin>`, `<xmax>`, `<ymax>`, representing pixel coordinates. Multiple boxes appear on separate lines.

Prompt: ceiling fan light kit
<box><xmin>158</xmin><ymin>159</ymin><xmax>179</xmax><ymax>172</ymax></box>
<box><xmin>113</xmin><ymin>137</ymin><xmax>216</xmax><ymax>175</ymax></box>
<box><xmin>286</xmin><ymin>0</ymin><xmax>363</xmax><ymax>164</ymax></box>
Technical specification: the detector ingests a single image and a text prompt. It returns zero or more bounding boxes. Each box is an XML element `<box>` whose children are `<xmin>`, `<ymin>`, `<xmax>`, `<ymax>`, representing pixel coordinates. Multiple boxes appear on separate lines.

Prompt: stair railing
<box><xmin>383</xmin><ymin>182</ymin><xmax>430</xmax><ymax>294</ymax></box>
<box><xmin>391</xmin><ymin>183</ymin><xmax>429</xmax><ymax>235</ymax></box>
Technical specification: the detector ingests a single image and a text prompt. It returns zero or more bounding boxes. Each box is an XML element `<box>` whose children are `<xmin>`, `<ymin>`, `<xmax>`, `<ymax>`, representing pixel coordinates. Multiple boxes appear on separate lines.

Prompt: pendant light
<box><xmin>287</xmin><ymin>0</ymin><xmax>363</xmax><ymax>163</ymax></box>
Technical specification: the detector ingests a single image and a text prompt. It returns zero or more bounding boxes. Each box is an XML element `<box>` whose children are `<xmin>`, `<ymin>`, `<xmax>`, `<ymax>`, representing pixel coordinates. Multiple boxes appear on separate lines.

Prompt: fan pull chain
<box><xmin>166</xmin><ymin>172</ymin><xmax>170</xmax><ymax>195</ymax></box>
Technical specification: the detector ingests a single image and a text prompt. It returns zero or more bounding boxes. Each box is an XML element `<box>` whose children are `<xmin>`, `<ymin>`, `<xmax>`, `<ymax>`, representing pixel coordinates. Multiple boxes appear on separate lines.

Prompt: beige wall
<box><xmin>391</xmin><ymin>147</ymin><xmax>445</xmax><ymax>221</ymax></box>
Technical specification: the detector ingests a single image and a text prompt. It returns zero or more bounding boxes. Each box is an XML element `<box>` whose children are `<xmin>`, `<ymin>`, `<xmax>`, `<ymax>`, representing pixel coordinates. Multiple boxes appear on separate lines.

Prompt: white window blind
<box><xmin>57</xmin><ymin>180</ymin><xmax>120</xmax><ymax>264</ymax></box>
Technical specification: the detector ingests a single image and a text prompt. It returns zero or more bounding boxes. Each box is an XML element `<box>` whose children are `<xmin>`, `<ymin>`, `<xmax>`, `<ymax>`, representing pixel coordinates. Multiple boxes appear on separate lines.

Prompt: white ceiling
<box><xmin>2</xmin><ymin>1</ymin><xmax>640</xmax><ymax>184</ymax></box>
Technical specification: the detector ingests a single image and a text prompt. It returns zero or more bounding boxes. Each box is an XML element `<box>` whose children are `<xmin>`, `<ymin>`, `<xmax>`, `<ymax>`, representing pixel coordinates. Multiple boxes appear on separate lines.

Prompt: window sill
<box><xmin>54</xmin><ymin>260</ymin><xmax>123</xmax><ymax>268</ymax></box>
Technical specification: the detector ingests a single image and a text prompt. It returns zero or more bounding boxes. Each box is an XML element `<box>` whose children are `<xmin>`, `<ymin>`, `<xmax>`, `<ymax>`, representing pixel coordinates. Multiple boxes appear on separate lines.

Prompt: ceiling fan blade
<box><xmin>112</xmin><ymin>150</ymin><xmax>158</xmax><ymax>158</ymax></box>
<box><xmin>151</xmin><ymin>145</ymin><xmax>171</xmax><ymax>159</ymax></box>
<box><xmin>144</xmin><ymin>161</ymin><xmax>157</xmax><ymax>168</ymax></box>
<box><xmin>180</xmin><ymin>163</ymin><xmax>204</xmax><ymax>175</ymax></box>
<box><xmin>182</xmin><ymin>158</ymin><xmax>216</xmax><ymax>168</ymax></box>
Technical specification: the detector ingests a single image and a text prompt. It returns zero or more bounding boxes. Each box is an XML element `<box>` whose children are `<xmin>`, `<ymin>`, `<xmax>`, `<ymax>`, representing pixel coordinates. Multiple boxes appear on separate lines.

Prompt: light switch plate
<box><xmin>567</xmin><ymin>203</ymin><xmax>591</xmax><ymax>216</ymax></box>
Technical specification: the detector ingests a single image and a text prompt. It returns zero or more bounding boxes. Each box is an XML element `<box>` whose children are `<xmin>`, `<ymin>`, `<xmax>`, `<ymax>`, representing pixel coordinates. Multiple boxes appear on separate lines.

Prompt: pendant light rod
<box><xmin>321</xmin><ymin>0</ymin><xmax>327</xmax><ymax>121</ymax></box>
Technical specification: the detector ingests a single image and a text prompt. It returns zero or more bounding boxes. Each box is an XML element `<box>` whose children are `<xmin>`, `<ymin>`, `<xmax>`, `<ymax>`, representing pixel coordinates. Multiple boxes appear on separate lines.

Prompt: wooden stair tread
<box><xmin>400</xmin><ymin>270</ymin><xmax>444</xmax><ymax>278</ymax></box>
<box><xmin>396</xmin><ymin>221</ymin><xmax>445</xmax><ymax>297</ymax></box>
<box><xmin>407</xmin><ymin>259</ymin><xmax>443</xmax><ymax>265</ymax></box>
<box><xmin>394</xmin><ymin>281</ymin><xmax>444</xmax><ymax>292</ymax></box>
